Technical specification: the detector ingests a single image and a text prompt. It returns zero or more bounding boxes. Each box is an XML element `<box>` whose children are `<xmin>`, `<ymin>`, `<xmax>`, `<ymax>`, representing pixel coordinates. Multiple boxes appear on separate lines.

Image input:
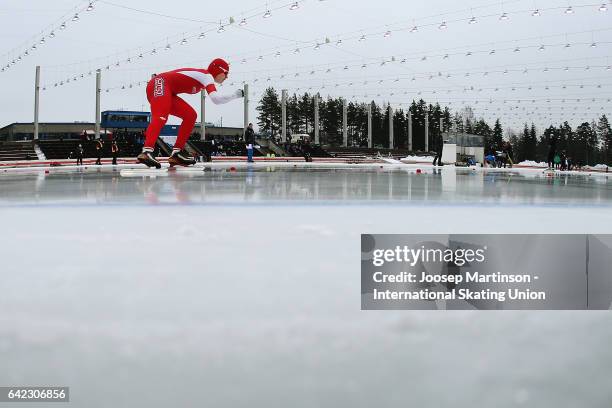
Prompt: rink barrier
<box><xmin>0</xmin><ymin>157</ymin><xmax>608</xmax><ymax>172</ymax></box>
<box><xmin>0</xmin><ymin>155</ymin><xmax>390</xmax><ymax>168</ymax></box>
<box><xmin>0</xmin><ymin>156</ymin><xmax>305</xmax><ymax>168</ymax></box>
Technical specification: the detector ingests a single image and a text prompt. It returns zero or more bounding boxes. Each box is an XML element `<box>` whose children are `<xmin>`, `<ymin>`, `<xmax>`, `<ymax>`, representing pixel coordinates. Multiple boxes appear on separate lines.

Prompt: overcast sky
<box><xmin>1</xmin><ymin>0</ymin><xmax>611</xmax><ymax>134</ymax></box>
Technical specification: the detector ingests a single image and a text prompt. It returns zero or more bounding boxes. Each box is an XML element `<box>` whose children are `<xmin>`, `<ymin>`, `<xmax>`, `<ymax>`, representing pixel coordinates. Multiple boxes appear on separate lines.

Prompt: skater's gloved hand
<box><xmin>234</xmin><ymin>89</ymin><xmax>245</xmax><ymax>98</ymax></box>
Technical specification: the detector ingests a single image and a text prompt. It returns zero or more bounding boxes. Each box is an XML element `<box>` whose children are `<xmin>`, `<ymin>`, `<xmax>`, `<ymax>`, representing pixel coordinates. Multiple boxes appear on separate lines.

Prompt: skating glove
<box><xmin>234</xmin><ymin>89</ymin><xmax>245</xmax><ymax>98</ymax></box>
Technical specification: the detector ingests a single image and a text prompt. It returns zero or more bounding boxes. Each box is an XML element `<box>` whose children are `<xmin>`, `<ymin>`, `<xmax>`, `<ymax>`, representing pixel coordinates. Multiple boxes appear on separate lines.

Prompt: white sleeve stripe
<box><xmin>176</xmin><ymin>71</ymin><xmax>215</xmax><ymax>86</ymax></box>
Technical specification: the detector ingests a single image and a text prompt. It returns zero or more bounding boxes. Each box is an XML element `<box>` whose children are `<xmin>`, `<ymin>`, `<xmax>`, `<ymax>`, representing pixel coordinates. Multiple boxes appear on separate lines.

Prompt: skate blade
<box><xmin>169</xmin><ymin>162</ymin><xmax>195</xmax><ymax>168</ymax></box>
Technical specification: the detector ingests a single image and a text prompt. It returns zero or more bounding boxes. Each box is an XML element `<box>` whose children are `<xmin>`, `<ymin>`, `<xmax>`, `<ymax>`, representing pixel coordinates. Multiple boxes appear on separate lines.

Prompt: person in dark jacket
<box><xmin>244</xmin><ymin>123</ymin><xmax>255</xmax><ymax>163</ymax></box>
<box><xmin>432</xmin><ymin>132</ymin><xmax>444</xmax><ymax>166</ymax></box>
<box><xmin>560</xmin><ymin>150</ymin><xmax>567</xmax><ymax>171</ymax></box>
<box><xmin>76</xmin><ymin>143</ymin><xmax>84</xmax><ymax>166</ymax></box>
<box><xmin>95</xmin><ymin>139</ymin><xmax>103</xmax><ymax>165</ymax></box>
<box><xmin>111</xmin><ymin>141</ymin><xmax>119</xmax><ymax>165</ymax></box>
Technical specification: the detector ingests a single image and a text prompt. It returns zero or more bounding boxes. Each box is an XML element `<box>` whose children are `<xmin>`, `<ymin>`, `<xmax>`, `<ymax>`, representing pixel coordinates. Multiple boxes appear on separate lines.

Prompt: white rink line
<box><xmin>0</xmin><ymin>161</ymin><xmax>610</xmax><ymax>179</ymax></box>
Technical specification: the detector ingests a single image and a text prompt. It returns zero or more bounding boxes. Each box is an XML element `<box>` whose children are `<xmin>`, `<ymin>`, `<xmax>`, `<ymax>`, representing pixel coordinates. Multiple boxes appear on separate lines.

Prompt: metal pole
<box><xmin>199</xmin><ymin>90</ymin><xmax>206</xmax><ymax>140</ymax></box>
<box><xmin>281</xmin><ymin>89</ymin><xmax>287</xmax><ymax>143</ymax></box>
<box><xmin>425</xmin><ymin>108</ymin><xmax>429</xmax><ymax>152</ymax></box>
<box><xmin>243</xmin><ymin>83</ymin><xmax>249</xmax><ymax>136</ymax></box>
<box><xmin>95</xmin><ymin>69</ymin><xmax>101</xmax><ymax>139</ymax></box>
<box><xmin>388</xmin><ymin>104</ymin><xmax>394</xmax><ymax>149</ymax></box>
<box><xmin>408</xmin><ymin>111</ymin><xmax>413</xmax><ymax>151</ymax></box>
<box><xmin>34</xmin><ymin>66</ymin><xmax>40</xmax><ymax>140</ymax></box>
<box><xmin>342</xmin><ymin>98</ymin><xmax>348</xmax><ymax>147</ymax></box>
<box><xmin>314</xmin><ymin>93</ymin><xmax>320</xmax><ymax>144</ymax></box>
<box><xmin>367</xmin><ymin>102</ymin><xmax>372</xmax><ymax>148</ymax></box>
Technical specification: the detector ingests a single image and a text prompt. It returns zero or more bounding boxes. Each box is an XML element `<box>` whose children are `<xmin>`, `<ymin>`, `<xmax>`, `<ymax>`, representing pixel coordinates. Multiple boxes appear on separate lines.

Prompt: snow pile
<box><xmin>401</xmin><ymin>155</ymin><xmax>435</xmax><ymax>162</ymax></box>
<box><xmin>592</xmin><ymin>164</ymin><xmax>610</xmax><ymax>170</ymax></box>
<box><xmin>381</xmin><ymin>158</ymin><xmax>403</xmax><ymax>164</ymax></box>
<box><xmin>516</xmin><ymin>160</ymin><xmax>548</xmax><ymax>167</ymax></box>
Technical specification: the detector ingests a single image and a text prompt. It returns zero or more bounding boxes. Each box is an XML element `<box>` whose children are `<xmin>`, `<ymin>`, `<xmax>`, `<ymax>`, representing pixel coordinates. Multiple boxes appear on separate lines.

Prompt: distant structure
<box><xmin>441</xmin><ymin>132</ymin><xmax>485</xmax><ymax>164</ymax></box>
<box><xmin>0</xmin><ymin>110</ymin><xmax>242</xmax><ymax>141</ymax></box>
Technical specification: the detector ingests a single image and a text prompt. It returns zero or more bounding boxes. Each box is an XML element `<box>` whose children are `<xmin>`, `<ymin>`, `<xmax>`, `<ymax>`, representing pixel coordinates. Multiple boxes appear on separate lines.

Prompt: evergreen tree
<box><xmin>370</xmin><ymin>101</ymin><xmax>384</xmax><ymax>147</ymax></box>
<box><xmin>428</xmin><ymin>103</ymin><xmax>443</xmax><ymax>150</ymax></box>
<box><xmin>409</xmin><ymin>99</ymin><xmax>428</xmax><ymax>151</ymax></box>
<box><xmin>453</xmin><ymin>112</ymin><xmax>464</xmax><ymax>133</ymax></box>
<box><xmin>382</xmin><ymin>103</ymin><xmax>390</xmax><ymax>148</ymax></box>
<box><xmin>465</xmin><ymin>118</ymin><xmax>473</xmax><ymax>134</ymax></box>
<box><xmin>556</xmin><ymin>123</ymin><xmax>568</xmax><ymax>154</ymax></box>
<box><xmin>297</xmin><ymin>92</ymin><xmax>313</xmax><ymax>134</ymax></box>
<box><xmin>322</xmin><ymin>96</ymin><xmax>342</xmax><ymax>145</ymax></box>
<box><xmin>256</xmin><ymin>87</ymin><xmax>281</xmax><ymax>136</ymax></box>
<box><xmin>461</xmin><ymin>106</ymin><xmax>475</xmax><ymax>133</ymax></box>
<box><xmin>491</xmin><ymin>119</ymin><xmax>504</xmax><ymax>153</ymax></box>
<box><xmin>442</xmin><ymin>107</ymin><xmax>452</xmax><ymax>133</ymax></box>
<box><xmin>525</xmin><ymin>123</ymin><xmax>538</xmax><ymax>160</ymax></box>
<box><xmin>575</xmin><ymin>122</ymin><xmax>598</xmax><ymax>165</ymax></box>
<box><xmin>472</xmin><ymin>119</ymin><xmax>492</xmax><ymax>154</ymax></box>
<box><xmin>508</xmin><ymin>131</ymin><xmax>520</xmax><ymax>150</ymax></box>
<box><xmin>596</xmin><ymin>114</ymin><xmax>612</xmax><ymax>164</ymax></box>
<box><xmin>287</xmin><ymin>94</ymin><xmax>299</xmax><ymax>135</ymax></box>
<box><xmin>393</xmin><ymin>109</ymin><xmax>407</xmax><ymax>149</ymax></box>
<box><xmin>562</xmin><ymin>121</ymin><xmax>578</xmax><ymax>163</ymax></box>
<box><xmin>516</xmin><ymin>123</ymin><xmax>530</xmax><ymax>161</ymax></box>
<box><xmin>538</xmin><ymin>126</ymin><xmax>557</xmax><ymax>162</ymax></box>
<box><xmin>347</xmin><ymin>102</ymin><xmax>367</xmax><ymax>146</ymax></box>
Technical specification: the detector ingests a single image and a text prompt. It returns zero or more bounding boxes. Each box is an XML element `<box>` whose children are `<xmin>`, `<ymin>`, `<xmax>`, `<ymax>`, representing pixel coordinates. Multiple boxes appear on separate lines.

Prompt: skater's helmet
<box><xmin>208</xmin><ymin>58</ymin><xmax>229</xmax><ymax>78</ymax></box>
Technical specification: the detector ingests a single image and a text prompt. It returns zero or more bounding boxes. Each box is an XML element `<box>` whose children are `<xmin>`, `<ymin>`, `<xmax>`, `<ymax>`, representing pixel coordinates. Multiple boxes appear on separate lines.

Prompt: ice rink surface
<box><xmin>1</xmin><ymin>163</ymin><xmax>612</xmax><ymax>407</ymax></box>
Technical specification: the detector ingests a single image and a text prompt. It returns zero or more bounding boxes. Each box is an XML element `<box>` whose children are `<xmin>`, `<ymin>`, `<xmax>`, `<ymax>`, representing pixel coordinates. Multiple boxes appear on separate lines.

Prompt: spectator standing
<box><xmin>245</xmin><ymin>122</ymin><xmax>255</xmax><ymax>163</ymax></box>
<box><xmin>111</xmin><ymin>141</ymin><xmax>119</xmax><ymax>165</ymax></box>
<box><xmin>432</xmin><ymin>131</ymin><xmax>444</xmax><ymax>167</ymax></box>
<box><xmin>76</xmin><ymin>143</ymin><xmax>84</xmax><ymax>166</ymax></box>
<box><xmin>560</xmin><ymin>151</ymin><xmax>567</xmax><ymax>171</ymax></box>
<box><xmin>95</xmin><ymin>139</ymin><xmax>103</xmax><ymax>165</ymax></box>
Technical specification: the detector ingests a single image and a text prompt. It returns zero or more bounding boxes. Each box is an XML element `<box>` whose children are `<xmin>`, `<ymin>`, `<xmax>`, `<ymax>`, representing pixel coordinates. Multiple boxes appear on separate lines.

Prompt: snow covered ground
<box><xmin>0</xmin><ymin>164</ymin><xmax>611</xmax><ymax>407</ymax></box>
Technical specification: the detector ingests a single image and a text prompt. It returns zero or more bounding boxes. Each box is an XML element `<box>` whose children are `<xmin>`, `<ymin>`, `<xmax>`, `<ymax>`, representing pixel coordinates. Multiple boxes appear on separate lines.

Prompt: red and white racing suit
<box><xmin>144</xmin><ymin>68</ymin><xmax>240</xmax><ymax>150</ymax></box>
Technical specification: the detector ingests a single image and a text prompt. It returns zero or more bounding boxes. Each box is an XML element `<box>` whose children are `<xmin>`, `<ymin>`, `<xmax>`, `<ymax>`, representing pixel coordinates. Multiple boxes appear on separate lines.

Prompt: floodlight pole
<box><xmin>243</xmin><ymin>83</ymin><xmax>249</xmax><ymax>137</ymax></box>
<box><xmin>95</xmin><ymin>70</ymin><xmax>101</xmax><ymax>139</ymax></box>
<box><xmin>314</xmin><ymin>93</ymin><xmax>320</xmax><ymax>144</ymax></box>
<box><xmin>389</xmin><ymin>104</ymin><xmax>394</xmax><ymax>149</ymax></box>
<box><xmin>425</xmin><ymin>108</ymin><xmax>429</xmax><ymax>152</ymax></box>
<box><xmin>281</xmin><ymin>89</ymin><xmax>287</xmax><ymax>143</ymax></box>
<box><xmin>342</xmin><ymin>98</ymin><xmax>348</xmax><ymax>147</ymax></box>
<box><xmin>367</xmin><ymin>102</ymin><xmax>372</xmax><ymax>148</ymax></box>
<box><xmin>34</xmin><ymin>66</ymin><xmax>40</xmax><ymax>140</ymax></box>
<box><xmin>200</xmin><ymin>90</ymin><xmax>206</xmax><ymax>140</ymax></box>
<box><xmin>408</xmin><ymin>111</ymin><xmax>413</xmax><ymax>151</ymax></box>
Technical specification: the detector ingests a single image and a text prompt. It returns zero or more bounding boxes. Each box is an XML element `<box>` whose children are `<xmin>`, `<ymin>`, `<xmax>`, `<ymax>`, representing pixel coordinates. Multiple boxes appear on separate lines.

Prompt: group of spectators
<box><xmin>484</xmin><ymin>141</ymin><xmax>514</xmax><ymax>168</ymax></box>
<box><xmin>69</xmin><ymin>139</ymin><xmax>120</xmax><ymax>165</ymax></box>
<box><xmin>547</xmin><ymin>137</ymin><xmax>578</xmax><ymax>171</ymax></box>
<box><xmin>283</xmin><ymin>140</ymin><xmax>331</xmax><ymax>161</ymax></box>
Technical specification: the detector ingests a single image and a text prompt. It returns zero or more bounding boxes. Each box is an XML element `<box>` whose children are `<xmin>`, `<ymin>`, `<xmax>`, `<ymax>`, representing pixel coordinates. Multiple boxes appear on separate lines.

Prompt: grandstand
<box><xmin>37</xmin><ymin>138</ymin><xmax>144</xmax><ymax>160</ymax></box>
<box><xmin>0</xmin><ymin>141</ymin><xmax>37</xmax><ymax>161</ymax></box>
<box><xmin>323</xmin><ymin>146</ymin><xmax>411</xmax><ymax>160</ymax></box>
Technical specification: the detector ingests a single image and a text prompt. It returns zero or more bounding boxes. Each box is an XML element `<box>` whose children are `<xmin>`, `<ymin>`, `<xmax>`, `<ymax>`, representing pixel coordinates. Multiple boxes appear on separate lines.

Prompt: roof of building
<box><xmin>102</xmin><ymin>110</ymin><xmax>150</xmax><ymax>116</ymax></box>
<box><xmin>1</xmin><ymin>122</ymin><xmax>95</xmax><ymax>130</ymax></box>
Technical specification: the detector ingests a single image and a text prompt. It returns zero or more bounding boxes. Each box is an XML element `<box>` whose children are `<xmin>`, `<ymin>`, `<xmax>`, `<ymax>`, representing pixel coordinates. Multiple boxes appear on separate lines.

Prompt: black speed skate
<box><xmin>168</xmin><ymin>150</ymin><xmax>196</xmax><ymax>167</ymax></box>
<box><xmin>137</xmin><ymin>151</ymin><xmax>161</xmax><ymax>169</ymax></box>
